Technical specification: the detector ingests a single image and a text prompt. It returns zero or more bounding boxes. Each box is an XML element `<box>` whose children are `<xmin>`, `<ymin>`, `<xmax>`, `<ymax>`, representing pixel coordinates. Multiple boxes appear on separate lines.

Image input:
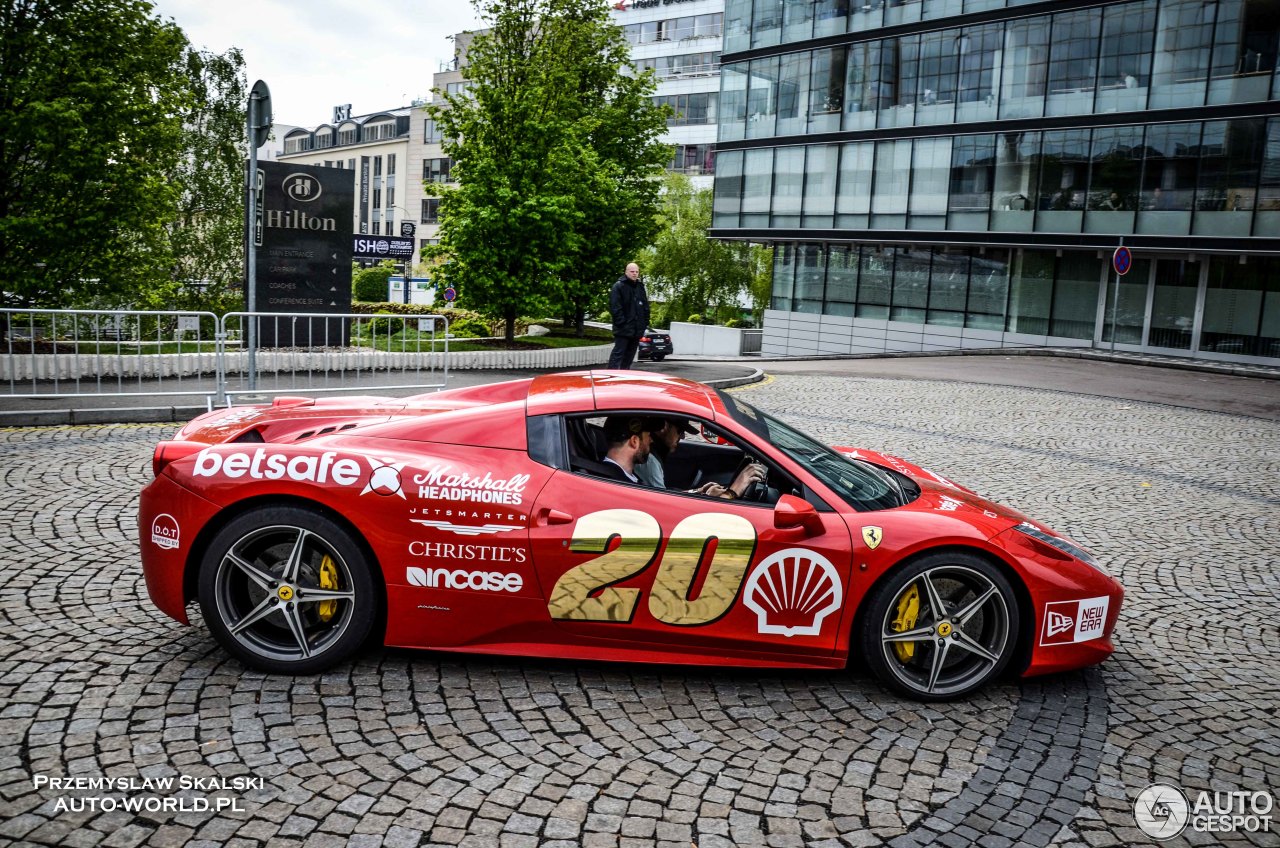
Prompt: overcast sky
<box><xmin>150</xmin><ymin>0</ymin><xmax>485</xmax><ymax>127</ymax></box>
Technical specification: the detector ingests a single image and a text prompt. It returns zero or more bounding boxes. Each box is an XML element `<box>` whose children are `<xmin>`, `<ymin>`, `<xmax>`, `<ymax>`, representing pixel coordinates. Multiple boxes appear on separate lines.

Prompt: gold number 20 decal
<box><xmin>547</xmin><ymin>509</ymin><xmax>757</xmax><ymax>626</ymax></box>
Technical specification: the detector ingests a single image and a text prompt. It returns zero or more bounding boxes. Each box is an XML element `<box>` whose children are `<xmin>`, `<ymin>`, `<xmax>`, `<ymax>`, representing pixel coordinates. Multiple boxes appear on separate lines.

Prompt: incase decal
<box><xmin>406</xmin><ymin>566</ymin><xmax>523</xmax><ymax>593</ymax></box>
<box><xmin>1040</xmin><ymin>596</ymin><xmax>1110</xmax><ymax>646</ymax></box>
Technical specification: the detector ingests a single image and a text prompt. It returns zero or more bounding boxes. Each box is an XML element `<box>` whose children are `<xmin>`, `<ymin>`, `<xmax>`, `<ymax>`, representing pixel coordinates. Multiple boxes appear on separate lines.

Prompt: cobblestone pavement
<box><xmin>1</xmin><ymin>374</ymin><xmax>1277</xmax><ymax>848</ymax></box>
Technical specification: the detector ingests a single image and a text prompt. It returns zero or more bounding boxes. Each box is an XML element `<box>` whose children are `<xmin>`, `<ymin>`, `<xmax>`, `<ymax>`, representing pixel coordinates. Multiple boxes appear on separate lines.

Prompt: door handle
<box><xmin>535</xmin><ymin>508</ymin><xmax>575</xmax><ymax>527</ymax></box>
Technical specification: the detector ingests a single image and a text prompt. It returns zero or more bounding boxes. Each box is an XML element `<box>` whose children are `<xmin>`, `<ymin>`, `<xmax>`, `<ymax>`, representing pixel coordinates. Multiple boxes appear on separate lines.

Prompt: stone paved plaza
<box><xmin>0</xmin><ymin>371</ymin><xmax>1277</xmax><ymax>847</ymax></box>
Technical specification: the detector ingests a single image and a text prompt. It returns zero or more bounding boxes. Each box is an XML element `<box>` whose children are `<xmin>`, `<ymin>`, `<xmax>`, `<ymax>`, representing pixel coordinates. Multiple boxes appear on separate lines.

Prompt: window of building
<box><xmin>284</xmin><ymin>135</ymin><xmax>312</xmax><ymax>153</ymax></box>
<box><xmin>808</xmin><ymin>47</ymin><xmax>846</xmax><ymax>132</ymax></box>
<box><xmin>872</xmin><ymin>139</ymin><xmax>912</xmax><ymax>223</ymax></box>
<box><xmin>752</xmin><ymin>0</ymin><xmax>784</xmax><ymax>49</ymax></box>
<box><xmin>374</xmin><ymin>157</ymin><xmax>383</xmax><ymax>178</ymax></box>
<box><xmin>1208</xmin><ymin>0</ymin><xmax>1280</xmax><ymax>105</ymax></box>
<box><xmin>956</xmin><ymin>23</ymin><xmax>1002</xmax><ymax>122</ymax></box>
<box><xmin>424</xmin><ymin>157</ymin><xmax>452</xmax><ymax>182</ymax></box>
<box><xmin>1200</xmin><ymin>256</ymin><xmax>1280</xmax><ymax>356</ymax></box>
<box><xmin>1000</xmin><ymin>17</ymin><xmax>1050</xmax><ymax>119</ymax></box>
<box><xmin>1036</xmin><ymin>128</ymin><xmax>1090</xmax><ymax>231</ymax></box>
<box><xmin>856</xmin><ymin>247</ymin><xmax>894</xmax><ymax>318</ymax></box>
<box><xmin>372</xmin><ymin>222</ymin><xmax>381</xmax><ymax>235</ymax></box>
<box><xmin>373</xmin><ymin>188</ymin><xmax>382</xmax><ymax>209</ymax></box>
<box><xmin>424</xmin><ymin>118</ymin><xmax>442</xmax><ymax>143</ymax></box>
<box><xmin>1194</xmin><ymin>118</ymin><xmax>1266</xmax><ymax>236</ymax></box>
<box><xmin>712</xmin><ymin>150</ymin><xmax>744</xmax><ymax>228</ymax></box>
<box><xmin>387</xmin><ymin>154</ymin><xmax>396</xmax><ymax>175</ymax></box>
<box><xmin>948</xmin><ymin>134</ymin><xmax>994</xmax><ymax>229</ymax></box>
<box><xmin>315</xmin><ymin>130</ymin><xmax>333</xmax><ymax>149</ymax></box>
<box><xmin>1096</xmin><ymin>0</ymin><xmax>1155</xmax><ymax>113</ymax></box>
<box><xmin>1047</xmin><ymin>9</ymin><xmax>1102</xmax><ymax>114</ymax></box>
<box><xmin>338</xmin><ymin>127</ymin><xmax>357</xmax><ymax>145</ymax></box>
<box><xmin>891</xmin><ymin>249</ymin><xmax>930</xmax><ymax>322</ymax></box>
<box><xmin>421</xmin><ymin>198</ymin><xmax>440</xmax><ymax>223</ymax></box>
<box><xmin>1086</xmin><ymin>125</ymin><xmax>1143</xmax><ymax>227</ymax></box>
<box><xmin>825</xmin><ymin>245</ymin><xmax>857</xmax><ymax>315</ymax></box>
<box><xmin>836</xmin><ymin>141</ymin><xmax>873</xmax><ymax>226</ymax></box>
<box><xmin>1050</xmin><ymin>253</ymin><xmax>1102</xmax><ymax>339</ymax></box>
<box><xmin>446</xmin><ymin>81</ymin><xmax>471</xmax><ymax>97</ymax></box>
<box><xmin>803</xmin><ymin>145</ymin><xmax>838</xmax><ymax>227</ymax></box>
<box><xmin>771</xmin><ymin>243</ymin><xmax>796</xmax><ymax>310</ymax></box>
<box><xmin>927</xmin><ymin>248</ymin><xmax>971</xmax><ymax>325</ymax></box>
<box><xmin>772</xmin><ymin>147</ymin><xmax>805</xmax><ymax>227</ymax></box>
<box><xmin>794</xmin><ymin>244</ymin><xmax>826</xmax><ymax>313</ymax></box>
<box><xmin>387</xmin><ymin>188</ymin><xmax>394</xmax><ymax>213</ymax></box>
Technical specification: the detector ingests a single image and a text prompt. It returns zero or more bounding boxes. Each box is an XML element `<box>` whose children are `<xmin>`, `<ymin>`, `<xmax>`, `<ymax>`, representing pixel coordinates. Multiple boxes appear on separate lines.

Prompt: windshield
<box><xmin>717</xmin><ymin>390</ymin><xmax>913</xmax><ymax>512</ymax></box>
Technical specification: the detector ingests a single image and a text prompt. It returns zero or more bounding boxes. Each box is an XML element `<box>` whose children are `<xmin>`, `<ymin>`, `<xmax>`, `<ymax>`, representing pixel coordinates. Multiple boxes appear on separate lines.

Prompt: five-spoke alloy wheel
<box><xmin>861</xmin><ymin>551</ymin><xmax>1020</xmax><ymax>701</ymax></box>
<box><xmin>197</xmin><ymin>506</ymin><xmax>377</xmax><ymax>674</ymax></box>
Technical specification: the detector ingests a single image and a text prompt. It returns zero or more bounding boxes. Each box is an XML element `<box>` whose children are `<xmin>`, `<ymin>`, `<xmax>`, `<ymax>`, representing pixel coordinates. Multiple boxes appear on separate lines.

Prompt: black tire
<box><xmin>197</xmin><ymin>505</ymin><xmax>378</xmax><ymax>674</ymax></box>
<box><xmin>860</xmin><ymin>550</ymin><xmax>1020</xmax><ymax>701</ymax></box>
<box><xmin>653</xmin><ymin>355</ymin><xmax>666</xmax><ymax>361</ymax></box>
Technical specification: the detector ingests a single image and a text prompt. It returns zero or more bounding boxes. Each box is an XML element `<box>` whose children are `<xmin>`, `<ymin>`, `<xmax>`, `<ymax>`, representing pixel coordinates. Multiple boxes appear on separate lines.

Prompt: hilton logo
<box><xmin>282</xmin><ymin>173</ymin><xmax>322</xmax><ymax>202</ymax></box>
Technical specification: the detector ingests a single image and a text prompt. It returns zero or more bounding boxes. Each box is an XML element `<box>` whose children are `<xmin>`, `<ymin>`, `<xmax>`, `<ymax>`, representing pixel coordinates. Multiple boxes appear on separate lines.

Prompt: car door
<box><xmin>527</xmin><ymin>433</ymin><xmax>854</xmax><ymax>663</ymax></box>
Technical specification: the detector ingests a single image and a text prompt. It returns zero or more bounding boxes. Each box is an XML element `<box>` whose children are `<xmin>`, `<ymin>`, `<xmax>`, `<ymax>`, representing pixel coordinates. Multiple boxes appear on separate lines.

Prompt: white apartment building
<box><xmin>613</xmin><ymin>0</ymin><xmax>724</xmax><ymax>190</ymax></box>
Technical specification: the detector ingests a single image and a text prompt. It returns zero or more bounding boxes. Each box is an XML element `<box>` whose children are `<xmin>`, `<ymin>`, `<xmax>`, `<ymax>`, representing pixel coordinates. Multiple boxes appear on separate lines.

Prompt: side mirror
<box><xmin>774</xmin><ymin>494</ymin><xmax>823</xmax><ymax>535</ymax></box>
<box><xmin>700</xmin><ymin>423</ymin><xmax>730</xmax><ymax>445</ymax></box>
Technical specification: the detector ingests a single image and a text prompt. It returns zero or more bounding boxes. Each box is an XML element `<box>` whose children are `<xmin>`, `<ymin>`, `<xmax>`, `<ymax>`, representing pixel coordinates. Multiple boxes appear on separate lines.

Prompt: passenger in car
<box><xmin>599</xmin><ymin>415</ymin><xmax>654</xmax><ymax>484</ymax></box>
<box><xmin>634</xmin><ymin>417</ymin><xmax>767</xmax><ymax>500</ymax></box>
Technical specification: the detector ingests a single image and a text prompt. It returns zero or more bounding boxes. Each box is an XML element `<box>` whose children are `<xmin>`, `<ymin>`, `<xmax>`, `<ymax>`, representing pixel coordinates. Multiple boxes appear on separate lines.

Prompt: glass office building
<box><xmin>712</xmin><ymin>0</ymin><xmax>1280</xmax><ymax>362</ymax></box>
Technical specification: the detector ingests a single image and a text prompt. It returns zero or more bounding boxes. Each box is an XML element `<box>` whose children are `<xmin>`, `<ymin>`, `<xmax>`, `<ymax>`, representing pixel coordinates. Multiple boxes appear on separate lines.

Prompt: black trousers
<box><xmin>608</xmin><ymin>335</ymin><xmax>640</xmax><ymax>369</ymax></box>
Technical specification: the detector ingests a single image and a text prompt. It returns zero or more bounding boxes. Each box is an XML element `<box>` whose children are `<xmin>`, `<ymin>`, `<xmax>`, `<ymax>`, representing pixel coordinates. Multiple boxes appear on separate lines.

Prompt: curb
<box><xmin>672</xmin><ymin>347</ymin><xmax>1280</xmax><ymax>381</ymax></box>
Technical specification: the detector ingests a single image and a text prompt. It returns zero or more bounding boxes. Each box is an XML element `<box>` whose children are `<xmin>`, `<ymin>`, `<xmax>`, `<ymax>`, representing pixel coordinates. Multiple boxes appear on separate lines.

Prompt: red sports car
<box><xmin>139</xmin><ymin>371</ymin><xmax>1123</xmax><ymax>700</ymax></box>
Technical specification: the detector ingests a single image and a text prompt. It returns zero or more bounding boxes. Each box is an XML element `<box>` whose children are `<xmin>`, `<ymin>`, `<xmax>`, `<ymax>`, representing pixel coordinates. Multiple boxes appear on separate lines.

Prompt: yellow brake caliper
<box><xmin>891</xmin><ymin>584</ymin><xmax>921</xmax><ymax>662</ymax></box>
<box><xmin>317</xmin><ymin>555</ymin><xmax>339</xmax><ymax>622</ymax></box>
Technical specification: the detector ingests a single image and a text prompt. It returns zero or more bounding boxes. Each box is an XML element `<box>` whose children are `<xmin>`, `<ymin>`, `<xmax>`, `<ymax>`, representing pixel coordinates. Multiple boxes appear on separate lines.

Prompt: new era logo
<box><xmin>1046</xmin><ymin>610</ymin><xmax>1074</xmax><ymax>637</ymax></box>
<box><xmin>1041</xmin><ymin>596</ymin><xmax>1110</xmax><ymax>646</ymax></box>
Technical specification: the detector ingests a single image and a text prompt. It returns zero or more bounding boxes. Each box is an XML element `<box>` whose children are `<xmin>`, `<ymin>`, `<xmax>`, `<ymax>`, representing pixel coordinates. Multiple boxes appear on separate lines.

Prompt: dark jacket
<box><xmin>609</xmin><ymin>275</ymin><xmax>650</xmax><ymax>338</ymax></box>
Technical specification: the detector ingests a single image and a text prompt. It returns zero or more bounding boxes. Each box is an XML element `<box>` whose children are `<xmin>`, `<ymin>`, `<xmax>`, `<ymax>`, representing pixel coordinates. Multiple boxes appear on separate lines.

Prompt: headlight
<box><xmin>1015</xmin><ymin>522</ymin><xmax>1110</xmax><ymax>576</ymax></box>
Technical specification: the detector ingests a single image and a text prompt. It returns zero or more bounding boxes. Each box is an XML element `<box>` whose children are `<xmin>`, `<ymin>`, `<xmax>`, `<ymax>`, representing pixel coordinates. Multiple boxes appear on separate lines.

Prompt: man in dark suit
<box><xmin>607</xmin><ymin>263</ymin><xmax>650</xmax><ymax>369</ymax></box>
<box><xmin>600</xmin><ymin>415</ymin><xmax>653</xmax><ymax>484</ymax></box>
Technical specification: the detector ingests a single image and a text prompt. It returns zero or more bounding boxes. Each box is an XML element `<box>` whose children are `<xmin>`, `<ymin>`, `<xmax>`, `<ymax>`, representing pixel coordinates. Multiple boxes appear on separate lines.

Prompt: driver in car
<box><xmin>635</xmin><ymin>417</ymin><xmax>766</xmax><ymax>500</ymax></box>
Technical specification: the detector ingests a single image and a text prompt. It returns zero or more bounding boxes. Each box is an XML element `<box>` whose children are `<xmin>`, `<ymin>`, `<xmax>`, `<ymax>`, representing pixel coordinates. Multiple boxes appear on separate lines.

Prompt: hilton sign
<box><xmin>253</xmin><ymin>160</ymin><xmax>354</xmax><ymax>347</ymax></box>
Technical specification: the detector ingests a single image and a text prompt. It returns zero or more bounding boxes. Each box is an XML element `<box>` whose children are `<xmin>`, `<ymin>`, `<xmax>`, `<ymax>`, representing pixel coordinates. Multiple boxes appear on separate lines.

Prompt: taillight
<box><xmin>152</xmin><ymin>441</ymin><xmax>205</xmax><ymax>477</ymax></box>
<box><xmin>640</xmin><ymin>336</ymin><xmax>650</xmax><ymax>343</ymax></box>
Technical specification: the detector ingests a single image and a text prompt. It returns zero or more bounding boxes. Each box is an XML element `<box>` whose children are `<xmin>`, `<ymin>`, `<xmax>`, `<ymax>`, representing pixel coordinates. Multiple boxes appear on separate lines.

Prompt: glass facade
<box><xmin>714</xmin><ymin>0</ymin><xmax>1280</xmax><ymax>362</ymax></box>
<box><xmin>714</xmin><ymin>117</ymin><xmax>1280</xmax><ymax>236</ymax></box>
<box><xmin>768</xmin><ymin>244</ymin><xmax>1280</xmax><ymax>356</ymax></box>
<box><xmin>720</xmin><ymin>0</ymin><xmax>1280</xmax><ymax>139</ymax></box>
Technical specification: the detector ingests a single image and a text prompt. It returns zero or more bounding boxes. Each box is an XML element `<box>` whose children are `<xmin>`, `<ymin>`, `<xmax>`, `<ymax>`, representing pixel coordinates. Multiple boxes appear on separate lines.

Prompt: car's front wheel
<box><xmin>197</xmin><ymin>506</ymin><xmax>378</xmax><ymax>674</ymax></box>
<box><xmin>860</xmin><ymin>551</ymin><xmax>1020</xmax><ymax>700</ymax></box>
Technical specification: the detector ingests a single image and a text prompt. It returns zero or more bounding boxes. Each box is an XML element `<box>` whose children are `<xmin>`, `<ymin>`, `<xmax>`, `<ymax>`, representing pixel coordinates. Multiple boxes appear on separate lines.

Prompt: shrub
<box><xmin>724</xmin><ymin>318</ymin><xmax>742</xmax><ymax>328</ymax></box>
<box><xmin>448</xmin><ymin>317</ymin><xmax>493</xmax><ymax>338</ymax></box>
<box><xmin>366</xmin><ymin>313</ymin><xmax>405</xmax><ymax>337</ymax></box>
<box><xmin>353</xmin><ymin>262</ymin><xmax>395</xmax><ymax>302</ymax></box>
<box><xmin>687</xmin><ymin>313</ymin><xmax>704</xmax><ymax>325</ymax></box>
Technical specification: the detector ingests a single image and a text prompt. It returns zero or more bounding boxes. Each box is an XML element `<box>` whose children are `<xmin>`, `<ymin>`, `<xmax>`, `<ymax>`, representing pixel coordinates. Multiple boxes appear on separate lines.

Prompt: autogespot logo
<box><xmin>1134</xmin><ymin>784</ymin><xmax>1190</xmax><ymax>840</ymax></box>
<box><xmin>1135</xmin><ymin>783</ymin><xmax>1275</xmax><ymax>840</ymax></box>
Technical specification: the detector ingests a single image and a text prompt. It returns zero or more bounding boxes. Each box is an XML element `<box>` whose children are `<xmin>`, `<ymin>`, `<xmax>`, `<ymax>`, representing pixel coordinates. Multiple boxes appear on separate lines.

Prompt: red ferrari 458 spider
<box><xmin>139</xmin><ymin>371</ymin><xmax>1122</xmax><ymax>700</ymax></box>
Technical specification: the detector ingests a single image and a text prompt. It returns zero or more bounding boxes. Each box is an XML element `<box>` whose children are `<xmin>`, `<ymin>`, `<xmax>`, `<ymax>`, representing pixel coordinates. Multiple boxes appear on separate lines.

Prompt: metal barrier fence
<box><xmin>740</xmin><ymin>329</ymin><xmax>764</xmax><ymax>355</ymax></box>
<box><xmin>1</xmin><ymin>308</ymin><xmax>450</xmax><ymax>406</ymax></box>
<box><xmin>2</xmin><ymin>308</ymin><xmax>222</xmax><ymax>399</ymax></box>
<box><xmin>217</xmin><ymin>312</ymin><xmax>449</xmax><ymax>405</ymax></box>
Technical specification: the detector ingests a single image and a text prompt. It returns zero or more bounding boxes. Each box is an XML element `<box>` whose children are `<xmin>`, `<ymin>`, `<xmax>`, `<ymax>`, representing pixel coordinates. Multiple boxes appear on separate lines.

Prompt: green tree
<box><xmin>159</xmin><ymin>47</ymin><xmax>248</xmax><ymax>314</ymax></box>
<box><xmin>427</xmin><ymin>0</ymin><xmax>668</xmax><ymax>343</ymax></box>
<box><xmin>546</xmin><ymin>2</ymin><xmax>670</xmax><ymax>337</ymax></box>
<box><xmin>0</xmin><ymin>0</ymin><xmax>192</xmax><ymax>308</ymax></box>
<box><xmin>642</xmin><ymin>173</ymin><xmax>761</xmax><ymax>325</ymax></box>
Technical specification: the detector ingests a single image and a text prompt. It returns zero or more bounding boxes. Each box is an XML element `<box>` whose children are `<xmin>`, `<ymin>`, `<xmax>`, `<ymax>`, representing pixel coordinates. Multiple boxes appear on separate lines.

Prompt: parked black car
<box><xmin>637</xmin><ymin>329</ymin><xmax>673</xmax><ymax>361</ymax></box>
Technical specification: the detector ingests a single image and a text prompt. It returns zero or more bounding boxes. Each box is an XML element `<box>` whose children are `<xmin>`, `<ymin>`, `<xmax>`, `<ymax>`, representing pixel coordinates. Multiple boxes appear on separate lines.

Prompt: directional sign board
<box><xmin>1113</xmin><ymin>246</ymin><xmax>1133</xmax><ymax>276</ymax></box>
<box><xmin>352</xmin><ymin>235</ymin><xmax>414</xmax><ymax>259</ymax></box>
<box><xmin>255</xmin><ymin>160</ymin><xmax>354</xmax><ymax>347</ymax></box>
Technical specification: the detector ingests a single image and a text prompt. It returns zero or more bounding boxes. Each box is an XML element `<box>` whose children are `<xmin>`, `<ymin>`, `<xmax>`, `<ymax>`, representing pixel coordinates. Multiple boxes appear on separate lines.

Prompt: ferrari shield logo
<box><xmin>861</xmin><ymin>526</ymin><xmax>883</xmax><ymax>549</ymax></box>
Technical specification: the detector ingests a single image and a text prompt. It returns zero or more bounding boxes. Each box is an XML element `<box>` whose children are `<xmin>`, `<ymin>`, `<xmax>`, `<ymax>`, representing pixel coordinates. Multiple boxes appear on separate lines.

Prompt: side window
<box><xmin>563</xmin><ymin>411</ymin><xmax>800</xmax><ymax>505</ymax></box>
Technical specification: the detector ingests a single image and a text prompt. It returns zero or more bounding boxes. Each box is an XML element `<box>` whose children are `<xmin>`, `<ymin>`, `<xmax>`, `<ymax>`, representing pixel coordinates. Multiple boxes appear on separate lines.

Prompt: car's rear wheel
<box><xmin>653</xmin><ymin>355</ymin><xmax>665</xmax><ymax>361</ymax></box>
<box><xmin>860</xmin><ymin>551</ymin><xmax>1019</xmax><ymax>701</ymax></box>
<box><xmin>197</xmin><ymin>506</ymin><xmax>377</xmax><ymax>674</ymax></box>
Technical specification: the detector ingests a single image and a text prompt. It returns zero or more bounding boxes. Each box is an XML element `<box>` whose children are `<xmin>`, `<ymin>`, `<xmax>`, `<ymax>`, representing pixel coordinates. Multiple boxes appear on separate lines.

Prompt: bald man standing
<box><xmin>607</xmin><ymin>262</ymin><xmax>650</xmax><ymax>369</ymax></box>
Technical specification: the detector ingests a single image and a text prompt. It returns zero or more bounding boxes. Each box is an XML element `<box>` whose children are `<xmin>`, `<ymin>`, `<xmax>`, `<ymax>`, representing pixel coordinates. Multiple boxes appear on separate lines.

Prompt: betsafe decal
<box><xmin>547</xmin><ymin>509</ymin><xmax>844</xmax><ymax>637</ymax></box>
<box><xmin>189</xmin><ymin>448</ymin><xmax>409</xmax><ymax>498</ymax></box>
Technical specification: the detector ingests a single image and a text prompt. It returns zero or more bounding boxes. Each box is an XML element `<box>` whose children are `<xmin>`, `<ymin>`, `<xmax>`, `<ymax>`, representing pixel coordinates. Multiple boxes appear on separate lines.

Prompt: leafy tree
<box><xmin>161</xmin><ymin>47</ymin><xmax>248</xmax><ymax>314</ymax></box>
<box><xmin>426</xmin><ymin>0</ymin><xmax>668</xmax><ymax>343</ymax></box>
<box><xmin>546</xmin><ymin>3</ymin><xmax>670</xmax><ymax>337</ymax></box>
<box><xmin>641</xmin><ymin>173</ymin><xmax>762</xmax><ymax>325</ymax></box>
<box><xmin>0</xmin><ymin>0</ymin><xmax>192</xmax><ymax>308</ymax></box>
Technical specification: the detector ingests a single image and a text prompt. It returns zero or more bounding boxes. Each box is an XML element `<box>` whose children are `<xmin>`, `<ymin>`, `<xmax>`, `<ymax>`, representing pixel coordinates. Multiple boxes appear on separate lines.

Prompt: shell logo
<box><xmin>742</xmin><ymin>548</ymin><xmax>843</xmax><ymax>638</ymax></box>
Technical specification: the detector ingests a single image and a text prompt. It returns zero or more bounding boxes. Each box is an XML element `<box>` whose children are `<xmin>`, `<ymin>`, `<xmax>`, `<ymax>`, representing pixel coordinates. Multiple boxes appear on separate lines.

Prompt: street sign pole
<box><xmin>1110</xmin><ymin>239</ymin><xmax>1129</xmax><ymax>352</ymax></box>
<box><xmin>244</xmin><ymin>80</ymin><xmax>272</xmax><ymax>392</ymax></box>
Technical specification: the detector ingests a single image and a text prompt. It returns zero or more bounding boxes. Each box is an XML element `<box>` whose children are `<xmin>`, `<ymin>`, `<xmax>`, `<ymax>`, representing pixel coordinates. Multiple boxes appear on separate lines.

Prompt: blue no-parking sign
<box><xmin>1113</xmin><ymin>246</ymin><xmax>1133</xmax><ymax>276</ymax></box>
<box><xmin>443</xmin><ymin>286</ymin><xmax>457</xmax><ymax>302</ymax></box>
